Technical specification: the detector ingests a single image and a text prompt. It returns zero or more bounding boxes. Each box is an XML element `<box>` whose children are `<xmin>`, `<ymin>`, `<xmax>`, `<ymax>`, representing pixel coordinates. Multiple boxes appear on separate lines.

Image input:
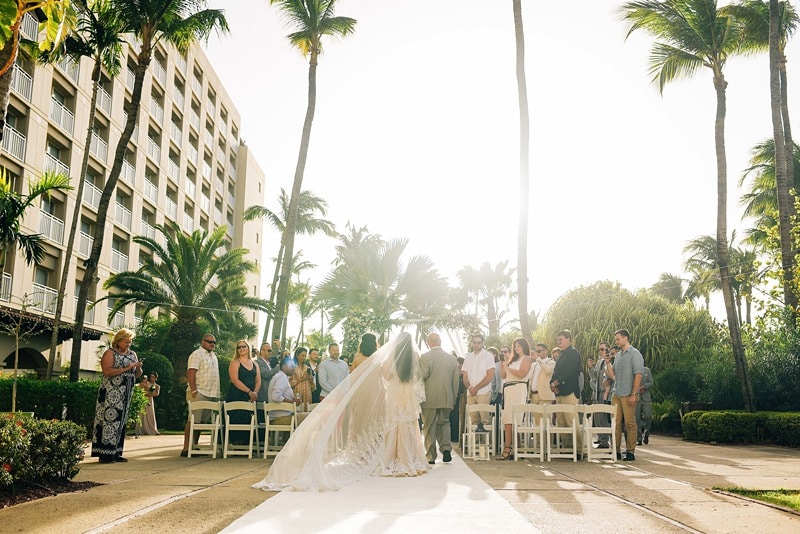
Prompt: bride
<box><xmin>254</xmin><ymin>332</ymin><xmax>428</xmax><ymax>491</ymax></box>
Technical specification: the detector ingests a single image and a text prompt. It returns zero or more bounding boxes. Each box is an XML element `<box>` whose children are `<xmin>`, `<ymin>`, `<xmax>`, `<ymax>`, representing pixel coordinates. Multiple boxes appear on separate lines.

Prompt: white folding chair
<box><xmin>583</xmin><ymin>404</ymin><xmax>617</xmax><ymax>462</ymax></box>
<box><xmin>461</xmin><ymin>403</ymin><xmax>496</xmax><ymax>458</ymax></box>
<box><xmin>546</xmin><ymin>404</ymin><xmax>578</xmax><ymax>462</ymax></box>
<box><xmin>187</xmin><ymin>401</ymin><xmax>222</xmax><ymax>458</ymax></box>
<box><xmin>223</xmin><ymin>401</ymin><xmax>257</xmax><ymax>458</ymax></box>
<box><xmin>263</xmin><ymin>402</ymin><xmax>296</xmax><ymax>458</ymax></box>
<box><xmin>512</xmin><ymin>404</ymin><xmax>546</xmax><ymax>461</ymax></box>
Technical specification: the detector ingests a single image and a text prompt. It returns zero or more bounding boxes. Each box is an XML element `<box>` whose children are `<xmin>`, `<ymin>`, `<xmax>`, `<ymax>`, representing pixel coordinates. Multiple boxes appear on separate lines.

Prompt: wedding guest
<box><xmin>318</xmin><ymin>342</ymin><xmax>349</xmax><ymax>400</ymax></box>
<box><xmin>489</xmin><ymin>346</ymin><xmax>504</xmax><ymax>407</ymax></box>
<box><xmin>225</xmin><ymin>340</ymin><xmax>260</xmax><ymax>445</ymax></box>
<box><xmin>636</xmin><ymin>365</ymin><xmax>653</xmax><ymax>445</ymax></box>
<box><xmin>453</xmin><ymin>356</ymin><xmax>466</xmax><ymax>441</ymax></box>
<box><xmin>462</xmin><ymin>333</ymin><xmax>494</xmax><ymax>430</ymax></box>
<box><xmin>351</xmin><ymin>333</ymin><xmax>378</xmax><ymax>372</ymax></box>
<box><xmin>141</xmin><ymin>372</ymin><xmax>160</xmax><ymax>435</ymax></box>
<box><xmin>92</xmin><ymin>328</ymin><xmax>143</xmax><ymax>463</ymax></box>
<box><xmin>550</xmin><ymin>330</ymin><xmax>583</xmax><ymax>453</ymax></box>
<box><xmin>268</xmin><ymin>358</ymin><xmax>298</xmax><ymax>426</ymax></box>
<box><xmin>308</xmin><ymin>348</ymin><xmax>322</xmax><ymax>403</ymax></box>
<box><xmin>604</xmin><ymin>329</ymin><xmax>644</xmax><ymax>461</ymax></box>
<box><xmin>134</xmin><ymin>375</ymin><xmax>149</xmax><ymax>438</ymax></box>
<box><xmin>530</xmin><ymin>343</ymin><xmax>556</xmax><ymax>425</ymax></box>
<box><xmin>498</xmin><ymin>338</ymin><xmax>533</xmax><ymax>460</ymax></box>
<box><xmin>289</xmin><ymin>346</ymin><xmax>315</xmax><ymax>408</ymax></box>
<box><xmin>255</xmin><ymin>342</ymin><xmax>279</xmax><ymax>441</ymax></box>
<box><xmin>588</xmin><ymin>342</ymin><xmax>612</xmax><ymax>447</ymax></box>
<box><xmin>181</xmin><ymin>333</ymin><xmax>220</xmax><ymax>457</ymax></box>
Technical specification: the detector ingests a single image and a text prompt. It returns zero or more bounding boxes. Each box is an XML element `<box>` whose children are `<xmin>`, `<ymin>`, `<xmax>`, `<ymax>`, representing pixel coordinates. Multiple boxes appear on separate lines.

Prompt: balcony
<box><xmin>78</xmin><ymin>231</ymin><xmax>93</xmax><ymax>257</ymax></box>
<box><xmin>144</xmin><ymin>179</ymin><xmax>158</xmax><ymax>203</ymax></box>
<box><xmin>187</xmin><ymin>145</ymin><xmax>199</xmax><ymax>167</ymax></box>
<box><xmin>57</xmin><ymin>57</ymin><xmax>79</xmax><ymax>83</ymax></box>
<box><xmin>89</xmin><ymin>132</ymin><xmax>108</xmax><ymax>162</ymax></box>
<box><xmin>109</xmin><ymin>310</ymin><xmax>126</xmax><ymax>330</ymax></box>
<box><xmin>11</xmin><ymin>64</ymin><xmax>33</xmax><ymax>100</ymax></box>
<box><xmin>200</xmin><ymin>193</ymin><xmax>210</xmax><ymax>213</ymax></box>
<box><xmin>153</xmin><ymin>61</ymin><xmax>167</xmax><ymax>86</ymax></box>
<box><xmin>20</xmin><ymin>12</ymin><xmax>38</xmax><ymax>40</ymax></box>
<box><xmin>213</xmin><ymin>207</ymin><xmax>222</xmax><ymax>225</ymax></box>
<box><xmin>146</xmin><ymin>137</ymin><xmax>161</xmax><ymax>162</ymax></box>
<box><xmin>39</xmin><ymin>210</ymin><xmax>65</xmax><ymax>244</ymax></box>
<box><xmin>121</xmin><ymin>159</ymin><xmax>135</xmax><ymax>185</ymax></box>
<box><xmin>0</xmin><ymin>273</ymin><xmax>11</xmax><ymax>301</ymax></box>
<box><xmin>216</xmin><ymin>146</ymin><xmax>225</xmax><ymax>163</ymax></box>
<box><xmin>115</xmin><ymin>202</ymin><xmax>132</xmax><ymax>230</ymax></box>
<box><xmin>31</xmin><ymin>283</ymin><xmax>58</xmax><ymax>314</ymax></box>
<box><xmin>191</xmin><ymin>76</ymin><xmax>202</xmax><ymax>95</ymax></box>
<box><xmin>182</xmin><ymin>212</ymin><xmax>194</xmax><ymax>232</ymax></box>
<box><xmin>227</xmin><ymin>222</ymin><xmax>234</xmax><ymax>236</ymax></box>
<box><xmin>75</xmin><ymin>296</ymin><xmax>95</xmax><ymax>324</ymax></box>
<box><xmin>50</xmin><ymin>97</ymin><xmax>75</xmax><ymax>134</ymax></box>
<box><xmin>150</xmin><ymin>99</ymin><xmax>164</xmax><ymax>123</ymax></box>
<box><xmin>165</xmin><ymin>198</ymin><xmax>177</xmax><ymax>219</ymax></box>
<box><xmin>227</xmin><ymin>191</ymin><xmax>236</xmax><ymax>208</ymax></box>
<box><xmin>122</xmin><ymin>112</ymin><xmax>139</xmax><ymax>140</ymax></box>
<box><xmin>189</xmin><ymin>110</ymin><xmax>200</xmax><ymax>131</ymax></box>
<box><xmin>174</xmin><ymin>90</ymin><xmax>185</xmax><ymax>110</ymax></box>
<box><xmin>202</xmin><ymin>161</ymin><xmax>213</xmax><ymax>181</ymax></box>
<box><xmin>167</xmin><ymin>159</ymin><xmax>179</xmax><ymax>182</ymax></box>
<box><xmin>97</xmin><ymin>86</ymin><xmax>112</xmax><ymax>114</ymax></box>
<box><xmin>141</xmin><ymin>221</ymin><xmax>156</xmax><ymax>241</ymax></box>
<box><xmin>83</xmin><ymin>180</ymin><xmax>101</xmax><ymax>209</ymax></box>
<box><xmin>215</xmin><ymin>177</ymin><xmax>224</xmax><ymax>193</ymax></box>
<box><xmin>2</xmin><ymin>124</ymin><xmax>26</xmax><ymax>161</ymax></box>
<box><xmin>184</xmin><ymin>177</ymin><xmax>196</xmax><ymax>197</ymax></box>
<box><xmin>176</xmin><ymin>55</ymin><xmax>187</xmax><ymax>75</ymax></box>
<box><xmin>111</xmin><ymin>249</ymin><xmax>129</xmax><ymax>272</ymax></box>
<box><xmin>170</xmin><ymin>121</ymin><xmax>182</xmax><ymax>143</ymax></box>
<box><xmin>203</xmin><ymin>129</ymin><xmax>213</xmax><ymax>148</ymax></box>
<box><xmin>44</xmin><ymin>153</ymin><xmax>70</xmax><ymax>177</ymax></box>
<box><xmin>126</xmin><ymin>68</ymin><xmax>135</xmax><ymax>89</ymax></box>
<box><xmin>207</xmin><ymin>101</ymin><xmax>216</xmax><ymax>118</ymax></box>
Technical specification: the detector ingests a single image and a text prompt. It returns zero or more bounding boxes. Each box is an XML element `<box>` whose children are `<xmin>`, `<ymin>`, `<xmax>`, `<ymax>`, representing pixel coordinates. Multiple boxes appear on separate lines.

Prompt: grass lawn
<box><xmin>715</xmin><ymin>487</ymin><xmax>800</xmax><ymax>512</ymax></box>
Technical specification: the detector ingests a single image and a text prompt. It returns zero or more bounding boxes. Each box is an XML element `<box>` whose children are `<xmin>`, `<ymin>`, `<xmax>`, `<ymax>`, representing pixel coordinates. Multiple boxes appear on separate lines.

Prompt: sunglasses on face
<box><xmin>203</xmin><ymin>339</ymin><xmax>216</xmax><ymax>344</ymax></box>
<box><xmin>237</xmin><ymin>345</ymin><xmax>248</xmax><ymax>349</ymax></box>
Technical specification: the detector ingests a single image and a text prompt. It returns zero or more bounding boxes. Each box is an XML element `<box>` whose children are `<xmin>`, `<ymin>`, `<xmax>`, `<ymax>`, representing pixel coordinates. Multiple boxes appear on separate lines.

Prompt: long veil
<box><xmin>254</xmin><ymin>332</ymin><xmax>421</xmax><ymax>491</ymax></box>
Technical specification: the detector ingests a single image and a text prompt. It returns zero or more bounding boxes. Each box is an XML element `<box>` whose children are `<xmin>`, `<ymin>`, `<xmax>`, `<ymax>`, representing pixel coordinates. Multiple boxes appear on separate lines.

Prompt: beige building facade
<box><xmin>0</xmin><ymin>13</ymin><xmax>265</xmax><ymax>377</ymax></box>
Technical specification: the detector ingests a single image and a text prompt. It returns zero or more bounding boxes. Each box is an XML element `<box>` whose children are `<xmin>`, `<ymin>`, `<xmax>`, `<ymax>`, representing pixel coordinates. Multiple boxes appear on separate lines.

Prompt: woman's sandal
<box><xmin>497</xmin><ymin>447</ymin><xmax>514</xmax><ymax>460</ymax></box>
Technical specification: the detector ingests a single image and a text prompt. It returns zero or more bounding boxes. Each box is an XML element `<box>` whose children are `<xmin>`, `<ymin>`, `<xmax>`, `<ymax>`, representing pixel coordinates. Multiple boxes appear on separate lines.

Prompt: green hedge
<box><xmin>682</xmin><ymin>410</ymin><xmax>800</xmax><ymax>446</ymax></box>
<box><xmin>0</xmin><ymin>376</ymin><xmax>146</xmax><ymax>437</ymax></box>
<box><xmin>0</xmin><ymin>413</ymin><xmax>85</xmax><ymax>487</ymax></box>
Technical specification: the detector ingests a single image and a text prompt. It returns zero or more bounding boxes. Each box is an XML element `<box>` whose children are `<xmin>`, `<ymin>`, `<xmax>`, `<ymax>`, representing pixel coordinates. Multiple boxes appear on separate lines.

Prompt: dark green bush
<box><xmin>0</xmin><ymin>376</ymin><xmax>145</xmax><ymax>436</ymax></box>
<box><xmin>0</xmin><ymin>414</ymin><xmax>85</xmax><ymax>487</ymax></box>
<box><xmin>682</xmin><ymin>410</ymin><xmax>800</xmax><ymax>446</ymax></box>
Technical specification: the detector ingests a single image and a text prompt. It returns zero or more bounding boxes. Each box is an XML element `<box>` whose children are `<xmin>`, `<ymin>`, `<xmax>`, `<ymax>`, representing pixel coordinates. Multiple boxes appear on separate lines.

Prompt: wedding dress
<box><xmin>253</xmin><ymin>332</ymin><xmax>428</xmax><ymax>491</ymax></box>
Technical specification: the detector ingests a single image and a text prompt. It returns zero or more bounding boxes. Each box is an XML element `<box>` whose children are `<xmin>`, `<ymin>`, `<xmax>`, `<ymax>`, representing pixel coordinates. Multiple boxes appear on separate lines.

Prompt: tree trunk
<box><xmin>769</xmin><ymin>0</ymin><xmax>798</xmax><ymax>326</ymax></box>
<box><xmin>261</xmin><ymin>242</ymin><xmax>283</xmax><ymax>344</ymax></box>
<box><xmin>69</xmin><ymin>50</ymin><xmax>152</xmax><ymax>381</ymax></box>
<box><xmin>272</xmin><ymin>49</ymin><xmax>318</xmax><ymax>346</ymax></box>
<box><xmin>713</xmin><ymin>72</ymin><xmax>755</xmax><ymax>412</ymax></box>
<box><xmin>512</xmin><ymin>0</ymin><xmax>532</xmax><ymax>344</ymax></box>
<box><xmin>47</xmin><ymin>57</ymin><xmax>102</xmax><ymax>379</ymax></box>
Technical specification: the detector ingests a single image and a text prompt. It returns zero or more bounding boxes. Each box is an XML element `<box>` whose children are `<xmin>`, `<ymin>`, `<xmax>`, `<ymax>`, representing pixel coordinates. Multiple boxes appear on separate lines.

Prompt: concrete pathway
<box><xmin>1</xmin><ymin>434</ymin><xmax>798</xmax><ymax>533</ymax></box>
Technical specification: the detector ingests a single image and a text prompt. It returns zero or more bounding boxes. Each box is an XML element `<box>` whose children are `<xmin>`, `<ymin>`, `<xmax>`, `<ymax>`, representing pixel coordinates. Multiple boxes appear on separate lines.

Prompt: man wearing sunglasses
<box><xmin>588</xmin><ymin>342</ymin><xmax>612</xmax><ymax>448</ymax></box>
<box><xmin>181</xmin><ymin>333</ymin><xmax>221</xmax><ymax>457</ymax></box>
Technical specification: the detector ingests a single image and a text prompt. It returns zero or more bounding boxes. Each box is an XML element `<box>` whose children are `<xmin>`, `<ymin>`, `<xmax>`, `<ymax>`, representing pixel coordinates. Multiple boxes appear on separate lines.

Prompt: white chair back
<box><xmin>188</xmin><ymin>400</ymin><xmax>222</xmax><ymax>458</ymax></box>
<box><xmin>223</xmin><ymin>401</ymin><xmax>257</xmax><ymax>459</ymax></box>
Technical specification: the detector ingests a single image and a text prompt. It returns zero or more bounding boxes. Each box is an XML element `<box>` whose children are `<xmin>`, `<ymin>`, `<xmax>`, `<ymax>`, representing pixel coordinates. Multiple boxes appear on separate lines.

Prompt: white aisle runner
<box><xmin>223</xmin><ymin>454</ymin><xmax>538</xmax><ymax>533</ymax></box>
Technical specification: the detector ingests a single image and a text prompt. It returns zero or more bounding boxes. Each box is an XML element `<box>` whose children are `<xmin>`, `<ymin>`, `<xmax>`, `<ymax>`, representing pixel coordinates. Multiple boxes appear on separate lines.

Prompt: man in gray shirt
<box><xmin>255</xmin><ymin>342</ymin><xmax>280</xmax><ymax>441</ymax></box>
<box><xmin>605</xmin><ymin>329</ymin><xmax>644</xmax><ymax>461</ymax></box>
<box><xmin>318</xmin><ymin>342</ymin><xmax>349</xmax><ymax>400</ymax></box>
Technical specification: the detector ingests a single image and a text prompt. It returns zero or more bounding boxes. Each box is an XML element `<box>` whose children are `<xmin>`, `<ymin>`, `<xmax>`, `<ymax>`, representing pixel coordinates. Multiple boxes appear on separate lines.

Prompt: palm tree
<box><xmin>268</xmin><ymin>0</ymin><xmax>356</xmax><ymax>346</ymax></box>
<box><xmin>1</xmin><ymin>1</ymin><xmax>74</xmax><ymax>142</ymax></box>
<box><xmin>100</xmin><ymin>221</ymin><xmax>270</xmax><ymax>389</ymax></box>
<box><xmin>739</xmin><ymin>139</ymin><xmax>800</xmax><ymax>251</ymax></box>
<box><xmin>457</xmin><ymin>261</ymin><xmax>515</xmax><ymax>337</ymax></box>
<box><xmin>243</xmin><ymin>188</ymin><xmax>336</xmax><ymax>343</ymax></box>
<box><xmin>0</xmin><ymin>169</ymin><xmax>71</xmax><ymax>266</ymax></box>
<box><xmin>45</xmin><ymin>0</ymin><xmax>125</xmax><ymax>379</ymax></box>
<box><xmin>650</xmin><ymin>272</ymin><xmax>685</xmax><ymax>303</ymax></box>
<box><xmin>725</xmin><ymin>0</ymin><xmax>799</xmax><ymax>321</ymax></box>
<box><xmin>621</xmin><ymin>0</ymin><xmax>756</xmax><ymax>411</ymax></box>
<box><xmin>315</xmin><ymin>234</ymin><xmax>449</xmax><ymax>339</ymax></box>
<box><xmin>512</xmin><ymin>0</ymin><xmax>532</xmax><ymax>344</ymax></box>
<box><xmin>68</xmin><ymin>0</ymin><xmax>228</xmax><ymax>382</ymax></box>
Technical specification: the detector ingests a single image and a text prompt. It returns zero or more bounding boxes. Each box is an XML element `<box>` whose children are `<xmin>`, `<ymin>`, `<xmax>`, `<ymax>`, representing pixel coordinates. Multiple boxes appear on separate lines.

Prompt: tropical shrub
<box><xmin>682</xmin><ymin>410</ymin><xmax>800</xmax><ymax>446</ymax></box>
<box><xmin>0</xmin><ymin>413</ymin><xmax>85</xmax><ymax>487</ymax></box>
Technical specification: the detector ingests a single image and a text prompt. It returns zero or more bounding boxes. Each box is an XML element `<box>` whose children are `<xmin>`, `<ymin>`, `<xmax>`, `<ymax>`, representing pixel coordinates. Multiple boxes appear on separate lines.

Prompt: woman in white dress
<box><xmin>254</xmin><ymin>332</ymin><xmax>428</xmax><ymax>491</ymax></box>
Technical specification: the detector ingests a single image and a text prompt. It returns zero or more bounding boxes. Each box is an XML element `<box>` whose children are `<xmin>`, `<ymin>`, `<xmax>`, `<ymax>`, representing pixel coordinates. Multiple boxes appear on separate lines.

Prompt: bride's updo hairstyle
<box><xmin>360</xmin><ymin>333</ymin><xmax>378</xmax><ymax>356</ymax></box>
<box><xmin>393</xmin><ymin>332</ymin><xmax>414</xmax><ymax>383</ymax></box>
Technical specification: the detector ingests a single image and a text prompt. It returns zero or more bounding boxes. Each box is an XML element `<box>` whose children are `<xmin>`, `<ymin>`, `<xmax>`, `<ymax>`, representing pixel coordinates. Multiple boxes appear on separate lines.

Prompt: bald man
<box><xmin>419</xmin><ymin>333</ymin><xmax>461</xmax><ymax>464</ymax></box>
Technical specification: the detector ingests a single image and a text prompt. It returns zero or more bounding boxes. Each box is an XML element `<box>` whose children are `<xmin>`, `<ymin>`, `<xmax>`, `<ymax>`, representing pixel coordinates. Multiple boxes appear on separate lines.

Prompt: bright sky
<box><xmin>203</xmin><ymin>0</ymin><xmax>799</xmax><ymax>341</ymax></box>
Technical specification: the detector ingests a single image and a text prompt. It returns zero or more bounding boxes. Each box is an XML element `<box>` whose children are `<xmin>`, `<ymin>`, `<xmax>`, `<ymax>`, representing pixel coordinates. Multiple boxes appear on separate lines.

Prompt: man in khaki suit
<box><xmin>419</xmin><ymin>332</ymin><xmax>461</xmax><ymax>464</ymax></box>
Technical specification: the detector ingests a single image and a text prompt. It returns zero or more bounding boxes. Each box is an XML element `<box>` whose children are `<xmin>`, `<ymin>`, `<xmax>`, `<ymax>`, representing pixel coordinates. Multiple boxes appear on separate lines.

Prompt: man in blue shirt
<box><xmin>605</xmin><ymin>329</ymin><xmax>644</xmax><ymax>461</ymax></box>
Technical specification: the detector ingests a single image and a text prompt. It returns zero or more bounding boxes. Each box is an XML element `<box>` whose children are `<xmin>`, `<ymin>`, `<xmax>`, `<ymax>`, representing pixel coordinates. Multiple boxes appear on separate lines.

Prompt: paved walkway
<box><xmin>2</xmin><ymin>434</ymin><xmax>799</xmax><ymax>533</ymax></box>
